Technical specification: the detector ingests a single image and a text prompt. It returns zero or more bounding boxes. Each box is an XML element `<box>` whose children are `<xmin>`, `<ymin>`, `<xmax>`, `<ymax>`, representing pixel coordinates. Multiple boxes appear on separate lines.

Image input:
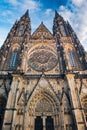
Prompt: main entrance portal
<box><xmin>35</xmin><ymin>116</ymin><xmax>54</xmax><ymax>130</ymax></box>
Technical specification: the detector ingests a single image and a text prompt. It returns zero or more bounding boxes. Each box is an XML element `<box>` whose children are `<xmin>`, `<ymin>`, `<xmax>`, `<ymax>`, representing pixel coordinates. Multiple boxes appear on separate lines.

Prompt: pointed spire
<box><xmin>20</xmin><ymin>9</ymin><xmax>29</xmax><ymax>20</ymax></box>
<box><xmin>55</xmin><ymin>10</ymin><xmax>60</xmax><ymax>17</ymax></box>
<box><xmin>25</xmin><ymin>9</ymin><xmax>29</xmax><ymax>17</ymax></box>
<box><xmin>54</xmin><ymin>10</ymin><xmax>64</xmax><ymax>21</ymax></box>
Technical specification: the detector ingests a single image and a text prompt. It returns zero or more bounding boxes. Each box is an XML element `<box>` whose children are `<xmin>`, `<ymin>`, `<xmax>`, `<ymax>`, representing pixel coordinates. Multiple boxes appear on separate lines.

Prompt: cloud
<box><xmin>72</xmin><ymin>0</ymin><xmax>85</xmax><ymax>7</ymax></box>
<box><xmin>0</xmin><ymin>10</ymin><xmax>17</xmax><ymax>24</ymax></box>
<box><xmin>20</xmin><ymin>0</ymin><xmax>41</xmax><ymax>11</ymax></box>
<box><xmin>2</xmin><ymin>10</ymin><xmax>13</xmax><ymax>16</ymax></box>
<box><xmin>4</xmin><ymin>0</ymin><xmax>19</xmax><ymax>6</ymax></box>
<box><xmin>4</xmin><ymin>0</ymin><xmax>41</xmax><ymax>11</ymax></box>
<box><xmin>45</xmin><ymin>9</ymin><xmax>53</xmax><ymax>15</ymax></box>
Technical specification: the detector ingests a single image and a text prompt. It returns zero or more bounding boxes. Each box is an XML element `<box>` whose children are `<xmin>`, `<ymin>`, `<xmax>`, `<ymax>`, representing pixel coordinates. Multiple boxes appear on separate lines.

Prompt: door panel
<box><xmin>46</xmin><ymin>116</ymin><xmax>54</xmax><ymax>130</ymax></box>
<box><xmin>35</xmin><ymin>116</ymin><xmax>43</xmax><ymax>130</ymax></box>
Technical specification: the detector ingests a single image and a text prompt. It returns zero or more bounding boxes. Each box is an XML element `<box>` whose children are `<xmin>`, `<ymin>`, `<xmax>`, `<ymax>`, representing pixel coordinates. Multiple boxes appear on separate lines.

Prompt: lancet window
<box><xmin>68</xmin><ymin>52</ymin><xmax>76</xmax><ymax>67</ymax></box>
<box><xmin>10</xmin><ymin>51</ymin><xmax>17</xmax><ymax>67</ymax></box>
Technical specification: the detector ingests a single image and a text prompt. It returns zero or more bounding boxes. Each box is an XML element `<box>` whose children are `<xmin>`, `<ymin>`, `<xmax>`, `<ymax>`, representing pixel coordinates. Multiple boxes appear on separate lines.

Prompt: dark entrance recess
<box><xmin>0</xmin><ymin>96</ymin><xmax>7</xmax><ymax>129</ymax></box>
<box><xmin>46</xmin><ymin>116</ymin><xmax>54</xmax><ymax>130</ymax></box>
<box><xmin>35</xmin><ymin>116</ymin><xmax>43</xmax><ymax>130</ymax></box>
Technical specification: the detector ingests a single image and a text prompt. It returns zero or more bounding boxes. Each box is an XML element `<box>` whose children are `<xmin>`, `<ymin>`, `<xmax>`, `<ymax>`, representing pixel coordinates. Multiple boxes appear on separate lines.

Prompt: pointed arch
<box><xmin>61</xmin><ymin>89</ymin><xmax>71</xmax><ymax>107</ymax></box>
<box><xmin>27</xmin><ymin>90</ymin><xmax>60</xmax><ymax>116</ymax></box>
<box><xmin>10</xmin><ymin>44</ymin><xmax>21</xmax><ymax>69</ymax></box>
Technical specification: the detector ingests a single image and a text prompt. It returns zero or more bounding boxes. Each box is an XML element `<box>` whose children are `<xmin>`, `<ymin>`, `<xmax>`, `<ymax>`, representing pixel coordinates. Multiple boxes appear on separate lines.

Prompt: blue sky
<box><xmin>0</xmin><ymin>0</ymin><xmax>87</xmax><ymax>51</ymax></box>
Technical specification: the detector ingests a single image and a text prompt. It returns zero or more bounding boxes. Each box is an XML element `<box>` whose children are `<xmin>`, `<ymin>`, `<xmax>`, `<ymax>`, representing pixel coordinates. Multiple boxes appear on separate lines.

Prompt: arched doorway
<box><xmin>28</xmin><ymin>91</ymin><xmax>60</xmax><ymax>130</ymax></box>
<box><xmin>34</xmin><ymin>98</ymin><xmax>55</xmax><ymax>130</ymax></box>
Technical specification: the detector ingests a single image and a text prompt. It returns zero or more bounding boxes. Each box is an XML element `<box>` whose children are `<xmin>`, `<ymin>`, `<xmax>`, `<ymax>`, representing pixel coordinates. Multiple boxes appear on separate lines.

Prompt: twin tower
<box><xmin>0</xmin><ymin>10</ymin><xmax>87</xmax><ymax>130</ymax></box>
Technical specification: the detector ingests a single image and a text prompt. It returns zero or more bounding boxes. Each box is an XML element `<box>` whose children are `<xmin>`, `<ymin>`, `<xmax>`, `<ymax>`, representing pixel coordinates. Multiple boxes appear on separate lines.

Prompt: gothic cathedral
<box><xmin>0</xmin><ymin>10</ymin><xmax>87</xmax><ymax>130</ymax></box>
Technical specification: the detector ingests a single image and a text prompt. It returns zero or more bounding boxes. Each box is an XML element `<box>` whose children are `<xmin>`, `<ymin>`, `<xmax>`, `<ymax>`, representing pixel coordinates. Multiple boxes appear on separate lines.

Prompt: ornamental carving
<box><xmin>28</xmin><ymin>44</ymin><xmax>58</xmax><ymax>72</ymax></box>
<box><xmin>35</xmin><ymin>98</ymin><xmax>53</xmax><ymax>112</ymax></box>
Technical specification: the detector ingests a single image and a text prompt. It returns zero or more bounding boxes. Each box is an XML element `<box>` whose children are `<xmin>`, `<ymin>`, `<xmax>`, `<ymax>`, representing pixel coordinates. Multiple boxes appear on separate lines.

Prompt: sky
<box><xmin>0</xmin><ymin>0</ymin><xmax>87</xmax><ymax>51</ymax></box>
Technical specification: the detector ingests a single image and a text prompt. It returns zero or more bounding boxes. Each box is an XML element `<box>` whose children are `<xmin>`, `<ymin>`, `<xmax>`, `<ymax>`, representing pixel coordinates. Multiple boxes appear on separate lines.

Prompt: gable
<box><xmin>31</xmin><ymin>22</ymin><xmax>53</xmax><ymax>40</ymax></box>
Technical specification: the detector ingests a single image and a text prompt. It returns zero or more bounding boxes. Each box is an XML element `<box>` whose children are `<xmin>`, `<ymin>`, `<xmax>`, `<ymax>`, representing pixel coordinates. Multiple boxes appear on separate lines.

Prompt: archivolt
<box><xmin>27</xmin><ymin>90</ymin><xmax>60</xmax><ymax>116</ymax></box>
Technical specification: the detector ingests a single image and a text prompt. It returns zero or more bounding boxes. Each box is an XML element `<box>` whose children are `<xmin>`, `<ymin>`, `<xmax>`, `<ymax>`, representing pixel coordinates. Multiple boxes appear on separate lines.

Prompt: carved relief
<box><xmin>35</xmin><ymin>98</ymin><xmax>53</xmax><ymax>112</ymax></box>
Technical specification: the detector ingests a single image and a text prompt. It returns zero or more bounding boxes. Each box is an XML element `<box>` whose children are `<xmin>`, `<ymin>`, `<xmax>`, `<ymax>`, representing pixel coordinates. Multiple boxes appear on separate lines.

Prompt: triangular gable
<box><xmin>31</xmin><ymin>22</ymin><xmax>53</xmax><ymax>39</ymax></box>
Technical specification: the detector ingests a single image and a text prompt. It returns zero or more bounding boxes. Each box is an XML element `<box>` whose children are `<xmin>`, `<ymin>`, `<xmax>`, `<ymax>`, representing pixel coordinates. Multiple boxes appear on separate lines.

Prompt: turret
<box><xmin>15</xmin><ymin>10</ymin><xmax>31</xmax><ymax>39</ymax></box>
<box><xmin>0</xmin><ymin>10</ymin><xmax>31</xmax><ymax>71</ymax></box>
<box><xmin>53</xmin><ymin>10</ymin><xmax>68</xmax><ymax>37</ymax></box>
<box><xmin>53</xmin><ymin>11</ymin><xmax>87</xmax><ymax>72</ymax></box>
<box><xmin>53</xmin><ymin>11</ymin><xmax>66</xmax><ymax>73</ymax></box>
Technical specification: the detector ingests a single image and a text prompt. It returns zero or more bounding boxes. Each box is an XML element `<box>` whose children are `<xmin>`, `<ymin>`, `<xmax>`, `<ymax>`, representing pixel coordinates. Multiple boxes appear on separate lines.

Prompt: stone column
<box><xmin>53</xmin><ymin>116</ymin><xmax>57</xmax><ymax>130</ymax></box>
<box><xmin>56</xmin><ymin>115</ymin><xmax>60</xmax><ymax>130</ymax></box>
<box><xmin>59</xmin><ymin>106</ymin><xmax>64</xmax><ymax>130</ymax></box>
<box><xmin>2</xmin><ymin>75</ymin><xmax>19</xmax><ymax>130</ymax></box>
<box><xmin>43</xmin><ymin>116</ymin><xmax>46</xmax><ymax>130</ymax></box>
<box><xmin>66</xmin><ymin>73</ymin><xmax>86</xmax><ymax>130</ymax></box>
<box><xmin>54</xmin><ymin>115</ymin><xmax>57</xmax><ymax>130</ymax></box>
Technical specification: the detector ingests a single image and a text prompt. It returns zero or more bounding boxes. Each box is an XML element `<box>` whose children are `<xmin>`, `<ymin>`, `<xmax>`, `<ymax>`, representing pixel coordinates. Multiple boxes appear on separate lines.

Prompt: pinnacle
<box><xmin>25</xmin><ymin>9</ymin><xmax>29</xmax><ymax>17</ymax></box>
<box><xmin>20</xmin><ymin>9</ymin><xmax>29</xmax><ymax>20</ymax></box>
<box><xmin>55</xmin><ymin>10</ymin><xmax>60</xmax><ymax>17</ymax></box>
<box><xmin>55</xmin><ymin>10</ymin><xmax>64</xmax><ymax>21</ymax></box>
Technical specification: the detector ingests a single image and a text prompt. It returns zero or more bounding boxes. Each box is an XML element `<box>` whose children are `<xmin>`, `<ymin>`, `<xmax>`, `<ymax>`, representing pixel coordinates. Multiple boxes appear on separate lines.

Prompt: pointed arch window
<box><xmin>68</xmin><ymin>52</ymin><xmax>76</xmax><ymax>67</ymax></box>
<box><xmin>60</xmin><ymin>24</ymin><xmax>66</xmax><ymax>36</ymax></box>
<box><xmin>19</xmin><ymin>25</ymin><xmax>24</xmax><ymax>30</ymax></box>
<box><xmin>18</xmin><ymin>25</ymin><xmax>24</xmax><ymax>36</ymax></box>
<box><xmin>10</xmin><ymin>51</ymin><xmax>17</xmax><ymax>67</ymax></box>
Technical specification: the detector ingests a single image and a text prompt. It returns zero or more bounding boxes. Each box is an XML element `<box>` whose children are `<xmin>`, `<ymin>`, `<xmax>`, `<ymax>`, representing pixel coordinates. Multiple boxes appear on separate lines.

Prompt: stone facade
<box><xmin>0</xmin><ymin>10</ymin><xmax>87</xmax><ymax>130</ymax></box>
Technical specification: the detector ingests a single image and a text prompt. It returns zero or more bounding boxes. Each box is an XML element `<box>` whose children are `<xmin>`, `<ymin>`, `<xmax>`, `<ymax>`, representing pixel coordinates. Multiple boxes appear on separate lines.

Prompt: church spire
<box><xmin>25</xmin><ymin>9</ymin><xmax>29</xmax><ymax>17</ymax></box>
<box><xmin>20</xmin><ymin>9</ymin><xmax>30</xmax><ymax>20</ymax></box>
<box><xmin>55</xmin><ymin>10</ymin><xmax>59</xmax><ymax>17</ymax></box>
<box><xmin>54</xmin><ymin>10</ymin><xmax>64</xmax><ymax>22</ymax></box>
<box><xmin>53</xmin><ymin>11</ymin><xmax>65</xmax><ymax>36</ymax></box>
<box><xmin>16</xmin><ymin>10</ymin><xmax>31</xmax><ymax>38</ymax></box>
